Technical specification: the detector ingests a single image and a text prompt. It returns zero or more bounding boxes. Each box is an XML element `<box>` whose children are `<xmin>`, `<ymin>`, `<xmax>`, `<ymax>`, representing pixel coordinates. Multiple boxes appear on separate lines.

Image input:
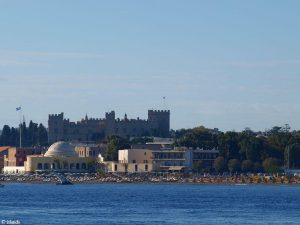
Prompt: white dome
<box><xmin>45</xmin><ymin>141</ymin><xmax>77</xmax><ymax>157</ymax></box>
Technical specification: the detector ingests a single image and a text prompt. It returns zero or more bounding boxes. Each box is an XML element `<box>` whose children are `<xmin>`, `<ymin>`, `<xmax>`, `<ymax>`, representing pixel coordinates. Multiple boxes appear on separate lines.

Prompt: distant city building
<box><xmin>75</xmin><ymin>144</ymin><xmax>106</xmax><ymax>158</ymax></box>
<box><xmin>103</xmin><ymin>146</ymin><xmax>219</xmax><ymax>174</ymax></box>
<box><xmin>24</xmin><ymin>142</ymin><xmax>95</xmax><ymax>173</ymax></box>
<box><xmin>0</xmin><ymin>146</ymin><xmax>10</xmax><ymax>173</ymax></box>
<box><xmin>104</xmin><ymin>149</ymin><xmax>153</xmax><ymax>173</ymax></box>
<box><xmin>3</xmin><ymin>147</ymin><xmax>43</xmax><ymax>174</ymax></box>
<box><xmin>48</xmin><ymin>110</ymin><xmax>170</xmax><ymax>143</ymax></box>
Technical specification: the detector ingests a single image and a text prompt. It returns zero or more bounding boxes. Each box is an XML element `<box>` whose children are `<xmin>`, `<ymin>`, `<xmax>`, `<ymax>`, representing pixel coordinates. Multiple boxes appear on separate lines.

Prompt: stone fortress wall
<box><xmin>48</xmin><ymin>110</ymin><xmax>170</xmax><ymax>143</ymax></box>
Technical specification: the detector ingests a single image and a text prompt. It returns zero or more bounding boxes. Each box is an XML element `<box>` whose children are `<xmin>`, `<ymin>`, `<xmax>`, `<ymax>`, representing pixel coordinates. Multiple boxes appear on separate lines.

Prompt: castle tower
<box><xmin>48</xmin><ymin>113</ymin><xmax>64</xmax><ymax>144</ymax></box>
<box><xmin>148</xmin><ymin>110</ymin><xmax>170</xmax><ymax>137</ymax></box>
<box><xmin>105</xmin><ymin>111</ymin><xmax>116</xmax><ymax>137</ymax></box>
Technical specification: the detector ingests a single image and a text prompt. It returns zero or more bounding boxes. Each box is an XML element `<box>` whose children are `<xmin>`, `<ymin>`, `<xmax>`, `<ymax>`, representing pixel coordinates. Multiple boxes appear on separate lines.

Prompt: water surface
<box><xmin>0</xmin><ymin>184</ymin><xmax>299</xmax><ymax>224</ymax></box>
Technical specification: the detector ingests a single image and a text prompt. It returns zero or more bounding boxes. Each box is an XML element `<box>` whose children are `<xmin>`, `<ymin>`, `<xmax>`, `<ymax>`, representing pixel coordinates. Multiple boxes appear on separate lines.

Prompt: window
<box><xmin>70</xmin><ymin>163</ymin><xmax>75</xmax><ymax>169</ymax></box>
<box><xmin>63</xmin><ymin>162</ymin><xmax>69</xmax><ymax>169</ymax></box>
<box><xmin>145</xmin><ymin>164</ymin><xmax>148</xmax><ymax>171</ymax></box>
<box><xmin>37</xmin><ymin>163</ymin><xmax>43</xmax><ymax>170</ymax></box>
<box><xmin>76</xmin><ymin>163</ymin><xmax>80</xmax><ymax>170</ymax></box>
<box><xmin>114</xmin><ymin>164</ymin><xmax>118</xmax><ymax>171</ymax></box>
<box><xmin>82</xmin><ymin>163</ymin><xmax>87</xmax><ymax>170</ymax></box>
<box><xmin>132</xmin><ymin>160</ymin><xmax>136</xmax><ymax>163</ymax></box>
<box><xmin>135</xmin><ymin>164</ymin><xmax>138</xmax><ymax>172</ymax></box>
<box><xmin>44</xmin><ymin>163</ymin><xmax>49</xmax><ymax>170</ymax></box>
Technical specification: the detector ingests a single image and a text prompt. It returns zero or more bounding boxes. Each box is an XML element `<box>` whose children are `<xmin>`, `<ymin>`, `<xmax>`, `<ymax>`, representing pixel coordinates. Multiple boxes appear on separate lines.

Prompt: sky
<box><xmin>0</xmin><ymin>0</ymin><xmax>300</xmax><ymax>132</ymax></box>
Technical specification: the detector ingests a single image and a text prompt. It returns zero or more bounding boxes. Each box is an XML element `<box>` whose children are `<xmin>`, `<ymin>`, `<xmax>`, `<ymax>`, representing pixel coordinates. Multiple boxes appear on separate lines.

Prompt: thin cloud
<box><xmin>14</xmin><ymin>51</ymin><xmax>104</xmax><ymax>59</ymax></box>
<box><xmin>0</xmin><ymin>59</ymin><xmax>45</xmax><ymax>68</ymax></box>
<box><xmin>219</xmin><ymin>59</ymin><xmax>300</xmax><ymax>68</ymax></box>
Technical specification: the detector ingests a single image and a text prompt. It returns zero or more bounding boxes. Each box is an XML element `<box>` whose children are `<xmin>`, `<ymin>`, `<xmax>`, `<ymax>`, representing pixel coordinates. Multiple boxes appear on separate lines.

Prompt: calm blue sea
<box><xmin>0</xmin><ymin>183</ymin><xmax>299</xmax><ymax>225</ymax></box>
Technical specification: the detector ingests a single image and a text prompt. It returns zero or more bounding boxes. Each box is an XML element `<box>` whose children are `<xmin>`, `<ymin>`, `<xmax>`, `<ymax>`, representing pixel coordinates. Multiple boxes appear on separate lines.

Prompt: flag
<box><xmin>16</xmin><ymin>106</ymin><xmax>21</xmax><ymax>111</ymax></box>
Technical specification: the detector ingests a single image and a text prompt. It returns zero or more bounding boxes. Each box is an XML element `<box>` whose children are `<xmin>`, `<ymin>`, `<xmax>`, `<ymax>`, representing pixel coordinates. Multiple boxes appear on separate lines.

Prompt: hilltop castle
<box><xmin>48</xmin><ymin>110</ymin><xmax>170</xmax><ymax>143</ymax></box>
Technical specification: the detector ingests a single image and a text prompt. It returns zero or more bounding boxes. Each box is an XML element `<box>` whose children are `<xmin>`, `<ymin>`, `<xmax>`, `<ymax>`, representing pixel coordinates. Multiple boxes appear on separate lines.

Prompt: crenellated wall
<box><xmin>48</xmin><ymin>110</ymin><xmax>170</xmax><ymax>143</ymax></box>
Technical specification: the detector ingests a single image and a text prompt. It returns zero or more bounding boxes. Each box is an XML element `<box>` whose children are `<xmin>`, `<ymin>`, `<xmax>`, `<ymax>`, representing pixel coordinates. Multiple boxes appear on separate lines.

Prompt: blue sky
<box><xmin>0</xmin><ymin>0</ymin><xmax>300</xmax><ymax>131</ymax></box>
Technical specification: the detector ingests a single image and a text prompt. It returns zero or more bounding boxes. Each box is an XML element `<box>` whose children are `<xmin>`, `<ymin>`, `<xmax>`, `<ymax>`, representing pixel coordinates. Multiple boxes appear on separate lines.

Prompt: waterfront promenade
<box><xmin>1</xmin><ymin>173</ymin><xmax>300</xmax><ymax>185</ymax></box>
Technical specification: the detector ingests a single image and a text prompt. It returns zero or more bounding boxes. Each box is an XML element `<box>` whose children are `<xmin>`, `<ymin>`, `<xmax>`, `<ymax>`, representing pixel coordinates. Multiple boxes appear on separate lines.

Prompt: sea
<box><xmin>0</xmin><ymin>183</ymin><xmax>299</xmax><ymax>225</ymax></box>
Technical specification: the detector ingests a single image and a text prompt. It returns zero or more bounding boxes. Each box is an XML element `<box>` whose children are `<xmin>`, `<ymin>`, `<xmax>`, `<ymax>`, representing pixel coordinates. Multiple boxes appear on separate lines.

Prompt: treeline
<box><xmin>0</xmin><ymin>121</ymin><xmax>48</xmax><ymax>147</ymax></box>
<box><xmin>174</xmin><ymin>126</ymin><xmax>300</xmax><ymax>172</ymax></box>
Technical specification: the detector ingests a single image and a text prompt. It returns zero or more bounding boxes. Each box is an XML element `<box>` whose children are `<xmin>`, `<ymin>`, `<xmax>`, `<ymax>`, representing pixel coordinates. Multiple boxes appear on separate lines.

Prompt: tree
<box><xmin>38</xmin><ymin>124</ymin><xmax>48</xmax><ymax>146</ymax></box>
<box><xmin>0</xmin><ymin>125</ymin><xmax>11</xmax><ymax>146</ymax></box>
<box><xmin>218</xmin><ymin>131</ymin><xmax>240</xmax><ymax>160</ymax></box>
<box><xmin>214</xmin><ymin>156</ymin><xmax>227</xmax><ymax>173</ymax></box>
<box><xmin>253</xmin><ymin>162</ymin><xmax>263</xmax><ymax>173</ymax></box>
<box><xmin>228</xmin><ymin>159</ymin><xmax>241</xmax><ymax>173</ymax></box>
<box><xmin>285</xmin><ymin>144</ymin><xmax>300</xmax><ymax>169</ymax></box>
<box><xmin>239</xmin><ymin>136</ymin><xmax>262</xmax><ymax>162</ymax></box>
<box><xmin>105</xmin><ymin>136</ymin><xmax>130</xmax><ymax>161</ymax></box>
<box><xmin>28</xmin><ymin>120</ymin><xmax>38</xmax><ymax>147</ymax></box>
<box><xmin>20</xmin><ymin>121</ymin><xmax>28</xmax><ymax>147</ymax></box>
<box><xmin>241</xmin><ymin>160</ymin><xmax>253</xmax><ymax>173</ymax></box>
<box><xmin>9</xmin><ymin>127</ymin><xmax>19</xmax><ymax>146</ymax></box>
<box><xmin>130</xmin><ymin>137</ymin><xmax>154</xmax><ymax>145</ymax></box>
<box><xmin>174</xmin><ymin>126</ymin><xmax>218</xmax><ymax>149</ymax></box>
<box><xmin>193</xmin><ymin>160</ymin><xmax>204</xmax><ymax>173</ymax></box>
<box><xmin>262</xmin><ymin>157</ymin><xmax>282</xmax><ymax>174</ymax></box>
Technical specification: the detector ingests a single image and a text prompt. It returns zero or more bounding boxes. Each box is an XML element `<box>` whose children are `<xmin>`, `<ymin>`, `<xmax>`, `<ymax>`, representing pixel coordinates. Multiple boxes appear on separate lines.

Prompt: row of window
<box><xmin>114</xmin><ymin>164</ymin><xmax>149</xmax><ymax>172</ymax></box>
<box><xmin>77</xmin><ymin>150</ymin><xmax>96</xmax><ymax>157</ymax></box>
<box><xmin>154</xmin><ymin>153</ymin><xmax>184</xmax><ymax>159</ymax></box>
<box><xmin>159</xmin><ymin>161</ymin><xmax>184</xmax><ymax>166</ymax></box>
<box><xmin>37</xmin><ymin>162</ymin><xmax>88</xmax><ymax>170</ymax></box>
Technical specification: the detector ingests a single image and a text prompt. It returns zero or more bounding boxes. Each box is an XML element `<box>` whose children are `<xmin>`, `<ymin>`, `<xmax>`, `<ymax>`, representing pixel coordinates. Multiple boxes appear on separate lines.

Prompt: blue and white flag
<box><xmin>16</xmin><ymin>106</ymin><xmax>21</xmax><ymax>111</ymax></box>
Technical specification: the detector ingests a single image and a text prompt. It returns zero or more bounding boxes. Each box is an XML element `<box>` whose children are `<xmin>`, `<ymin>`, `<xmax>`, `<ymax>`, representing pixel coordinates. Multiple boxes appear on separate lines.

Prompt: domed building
<box><xmin>24</xmin><ymin>141</ymin><xmax>96</xmax><ymax>173</ymax></box>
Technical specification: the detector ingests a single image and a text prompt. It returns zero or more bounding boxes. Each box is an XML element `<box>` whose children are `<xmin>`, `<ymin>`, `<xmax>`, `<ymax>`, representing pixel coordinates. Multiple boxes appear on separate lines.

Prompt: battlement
<box><xmin>115</xmin><ymin>118</ymin><xmax>148</xmax><ymax>123</ymax></box>
<box><xmin>148</xmin><ymin>110</ymin><xmax>170</xmax><ymax>114</ymax></box>
<box><xmin>49</xmin><ymin>112</ymin><xmax>64</xmax><ymax>119</ymax></box>
<box><xmin>88</xmin><ymin>118</ymin><xmax>105</xmax><ymax>122</ymax></box>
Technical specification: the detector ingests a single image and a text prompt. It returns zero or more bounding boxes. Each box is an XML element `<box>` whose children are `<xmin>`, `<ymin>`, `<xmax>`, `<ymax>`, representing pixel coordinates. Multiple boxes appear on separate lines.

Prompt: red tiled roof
<box><xmin>0</xmin><ymin>146</ymin><xmax>10</xmax><ymax>152</ymax></box>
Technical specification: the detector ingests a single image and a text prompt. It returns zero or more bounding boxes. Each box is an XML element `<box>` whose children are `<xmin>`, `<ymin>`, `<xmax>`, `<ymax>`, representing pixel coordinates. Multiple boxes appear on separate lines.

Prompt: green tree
<box><xmin>28</xmin><ymin>120</ymin><xmax>39</xmax><ymax>147</ymax></box>
<box><xmin>174</xmin><ymin>126</ymin><xmax>218</xmax><ymax>149</ymax></box>
<box><xmin>253</xmin><ymin>162</ymin><xmax>263</xmax><ymax>173</ymax></box>
<box><xmin>193</xmin><ymin>160</ymin><xmax>204</xmax><ymax>173</ymax></box>
<box><xmin>241</xmin><ymin>160</ymin><xmax>253</xmax><ymax>173</ymax></box>
<box><xmin>0</xmin><ymin>125</ymin><xmax>11</xmax><ymax>146</ymax></box>
<box><xmin>214</xmin><ymin>156</ymin><xmax>227</xmax><ymax>173</ymax></box>
<box><xmin>38</xmin><ymin>124</ymin><xmax>48</xmax><ymax>146</ymax></box>
<box><xmin>285</xmin><ymin>144</ymin><xmax>300</xmax><ymax>169</ymax></box>
<box><xmin>9</xmin><ymin>127</ymin><xmax>19</xmax><ymax>146</ymax></box>
<box><xmin>260</xmin><ymin>139</ymin><xmax>282</xmax><ymax>162</ymax></box>
<box><xmin>21</xmin><ymin>121</ymin><xmax>28</xmax><ymax>147</ymax></box>
<box><xmin>130</xmin><ymin>137</ymin><xmax>154</xmax><ymax>145</ymax></box>
<box><xmin>239</xmin><ymin>136</ymin><xmax>262</xmax><ymax>162</ymax></box>
<box><xmin>105</xmin><ymin>136</ymin><xmax>130</xmax><ymax>161</ymax></box>
<box><xmin>228</xmin><ymin>159</ymin><xmax>241</xmax><ymax>173</ymax></box>
<box><xmin>262</xmin><ymin>157</ymin><xmax>282</xmax><ymax>174</ymax></box>
<box><xmin>218</xmin><ymin>131</ymin><xmax>240</xmax><ymax>160</ymax></box>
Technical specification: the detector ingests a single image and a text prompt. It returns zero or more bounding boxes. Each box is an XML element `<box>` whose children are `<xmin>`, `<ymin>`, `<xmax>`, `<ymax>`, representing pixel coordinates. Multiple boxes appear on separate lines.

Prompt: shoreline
<box><xmin>2</xmin><ymin>181</ymin><xmax>300</xmax><ymax>186</ymax></box>
<box><xmin>1</xmin><ymin>174</ymin><xmax>300</xmax><ymax>185</ymax></box>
